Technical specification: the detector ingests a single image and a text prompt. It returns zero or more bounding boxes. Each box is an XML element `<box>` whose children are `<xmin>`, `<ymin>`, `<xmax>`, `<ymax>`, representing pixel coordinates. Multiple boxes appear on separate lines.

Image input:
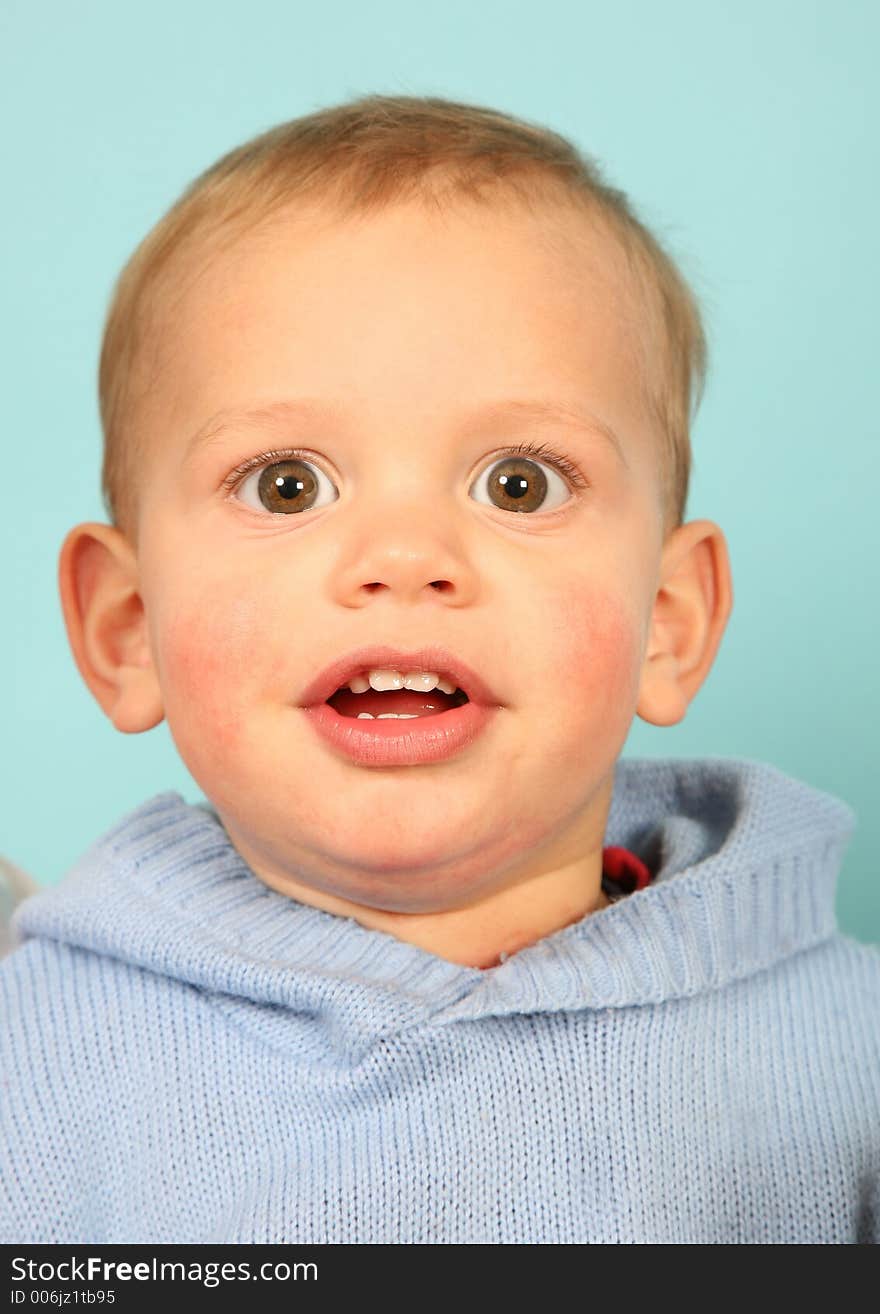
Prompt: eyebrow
<box><xmin>183</xmin><ymin>397</ymin><xmax>628</xmax><ymax>467</ymax></box>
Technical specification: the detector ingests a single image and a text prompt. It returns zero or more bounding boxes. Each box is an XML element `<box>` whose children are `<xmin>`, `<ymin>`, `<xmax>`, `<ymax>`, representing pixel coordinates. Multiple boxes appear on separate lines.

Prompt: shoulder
<box><xmin>0</xmin><ymin>939</ymin><xmax>115</xmax><ymax>1240</ymax></box>
<box><xmin>0</xmin><ymin>935</ymin><xmax>211</xmax><ymax>1243</ymax></box>
<box><xmin>802</xmin><ymin>932</ymin><xmax>880</xmax><ymax>1021</ymax></box>
<box><xmin>1</xmin><ymin>932</ymin><xmax>215</xmax><ymax>1071</ymax></box>
<box><xmin>743</xmin><ymin>932</ymin><xmax>880</xmax><ymax>1057</ymax></box>
<box><xmin>731</xmin><ymin>934</ymin><xmax>880</xmax><ymax>1186</ymax></box>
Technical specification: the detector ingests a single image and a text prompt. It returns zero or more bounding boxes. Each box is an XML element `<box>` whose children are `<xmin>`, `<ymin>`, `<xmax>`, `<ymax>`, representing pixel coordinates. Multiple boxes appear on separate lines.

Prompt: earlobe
<box><xmin>58</xmin><ymin>522</ymin><xmax>165</xmax><ymax>733</ymax></box>
<box><xmin>636</xmin><ymin>519</ymin><xmax>734</xmax><ymax>728</ymax></box>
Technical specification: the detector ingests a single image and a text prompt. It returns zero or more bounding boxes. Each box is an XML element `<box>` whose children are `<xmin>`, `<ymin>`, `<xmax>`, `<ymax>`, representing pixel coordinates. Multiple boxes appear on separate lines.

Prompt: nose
<box><xmin>330</xmin><ymin>496</ymin><xmax>481</xmax><ymax>608</ymax></box>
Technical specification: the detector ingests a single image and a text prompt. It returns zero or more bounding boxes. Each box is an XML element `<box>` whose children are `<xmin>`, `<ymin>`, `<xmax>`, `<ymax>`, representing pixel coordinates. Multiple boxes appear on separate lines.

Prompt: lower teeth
<box><xmin>357</xmin><ymin>712</ymin><xmax>420</xmax><ymax>719</ymax></box>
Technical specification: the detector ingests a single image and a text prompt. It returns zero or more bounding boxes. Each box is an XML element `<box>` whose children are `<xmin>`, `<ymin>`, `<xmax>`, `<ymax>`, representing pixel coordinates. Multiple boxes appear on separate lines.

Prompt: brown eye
<box><xmin>471</xmin><ymin>454</ymin><xmax>572</xmax><ymax>514</ymax></box>
<box><xmin>236</xmin><ymin>458</ymin><xmax>337</xmax><ymax>515</ymax></box>
<box><xmin>229</xmin><ymin>444</ymin><xmax>583</xmax><ymax>515</ymax></box>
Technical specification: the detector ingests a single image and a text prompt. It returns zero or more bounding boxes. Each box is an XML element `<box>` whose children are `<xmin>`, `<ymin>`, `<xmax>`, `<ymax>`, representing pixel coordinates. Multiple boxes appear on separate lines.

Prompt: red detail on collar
<box><xmin>602</xmin><ymin>845</ymin><xmax>653</xmax><ymax>893</ymax></box>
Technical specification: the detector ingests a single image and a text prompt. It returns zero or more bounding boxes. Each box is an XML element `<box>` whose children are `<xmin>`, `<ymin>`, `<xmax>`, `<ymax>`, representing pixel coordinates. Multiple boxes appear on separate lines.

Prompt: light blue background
<box><xmin>3</xmin><ymin>1</ymin><xmax>878</xmax><ymax>943</ymax></box>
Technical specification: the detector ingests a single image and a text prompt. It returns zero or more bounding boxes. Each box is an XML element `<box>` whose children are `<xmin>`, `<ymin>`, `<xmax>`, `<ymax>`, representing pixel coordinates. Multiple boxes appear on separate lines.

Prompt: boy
<box><xmin>2</xmin><ymin>94</ymin><xmax>878</xmax><ymax>1244</ymax></box>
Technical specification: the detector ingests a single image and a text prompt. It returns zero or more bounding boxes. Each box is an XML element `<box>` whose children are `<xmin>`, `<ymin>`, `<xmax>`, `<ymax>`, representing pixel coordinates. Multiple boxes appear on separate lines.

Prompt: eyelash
<box><xmin>220</xmin><ymin>440</ymin><xmax>590</xmax><ymax>496</ymax></box>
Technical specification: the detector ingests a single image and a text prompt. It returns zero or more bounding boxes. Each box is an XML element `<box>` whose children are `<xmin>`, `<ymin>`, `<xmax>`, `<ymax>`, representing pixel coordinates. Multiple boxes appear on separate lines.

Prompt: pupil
<box><xmin>276</xmin><ymin>475</ymin><xmax>305</xmax><ymax>500</ymax></box>
<box><xmin>501</xmin><ymin>473</ymin><xmax>529</xmax><ymax>500</ymax></box>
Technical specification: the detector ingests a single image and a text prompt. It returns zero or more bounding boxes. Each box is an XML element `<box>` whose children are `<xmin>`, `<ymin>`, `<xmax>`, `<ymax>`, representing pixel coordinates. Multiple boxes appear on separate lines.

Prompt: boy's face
<box><xmin>131</xmin><ymin>195</ymin><xmax>668</xmax><ymax>913</ymax></box>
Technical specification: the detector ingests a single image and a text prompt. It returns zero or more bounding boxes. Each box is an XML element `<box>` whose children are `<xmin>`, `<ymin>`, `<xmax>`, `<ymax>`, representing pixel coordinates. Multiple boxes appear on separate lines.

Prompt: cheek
<box><xmin>156</xmin><ymin>592</ymin><xmax>266</xmax><ymax>755</ymax></box>
<box><xmin>550</xmin><ymin>581</ymin><xmax>643</xmax><ymax>712</ymax></box>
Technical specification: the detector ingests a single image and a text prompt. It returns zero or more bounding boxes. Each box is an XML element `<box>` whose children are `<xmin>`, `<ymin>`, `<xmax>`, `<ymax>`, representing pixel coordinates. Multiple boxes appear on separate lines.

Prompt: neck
<box><xmin>249</xmin><ymin>852</ymin><xmax>610</xmax><ymax>969</ymax></box>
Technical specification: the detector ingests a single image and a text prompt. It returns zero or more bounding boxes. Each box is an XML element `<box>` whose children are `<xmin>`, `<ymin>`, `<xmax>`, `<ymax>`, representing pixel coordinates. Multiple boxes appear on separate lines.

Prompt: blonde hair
<box><xmin>99</xmin><ymin>93</ymin><xmax>707</xmax><ymax>540</ymax></box>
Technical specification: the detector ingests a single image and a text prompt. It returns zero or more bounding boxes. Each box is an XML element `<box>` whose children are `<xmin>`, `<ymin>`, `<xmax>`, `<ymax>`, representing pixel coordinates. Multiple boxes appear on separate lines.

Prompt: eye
<box><xmin>228</xmin><ymin>451</ymin><xmax>338</xmax><ymax>516</ymax></box>
<box><xmin>224</xmin><ymin>441</ymin><xmax>587</xmax><ymax>516</ymax></box>
<box><xmin>470</xmin><ymin>444</ymin><xmax>586</xmax><ymax>515</ymax></box>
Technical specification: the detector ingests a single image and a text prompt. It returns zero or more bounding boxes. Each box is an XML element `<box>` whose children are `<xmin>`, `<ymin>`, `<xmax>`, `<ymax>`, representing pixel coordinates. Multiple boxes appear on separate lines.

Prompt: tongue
<box><xmin>329</xmin><ymin>688</ymin><xmax>456</xmax><ymax>718</ymax></box>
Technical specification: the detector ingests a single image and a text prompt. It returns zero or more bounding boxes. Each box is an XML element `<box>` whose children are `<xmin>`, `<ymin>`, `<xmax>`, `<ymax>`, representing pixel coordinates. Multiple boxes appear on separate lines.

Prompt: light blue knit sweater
<box><xmin>2</xmin><ymin>756</ymin><xmax>878</xmax><ymax>1244</ymax></box>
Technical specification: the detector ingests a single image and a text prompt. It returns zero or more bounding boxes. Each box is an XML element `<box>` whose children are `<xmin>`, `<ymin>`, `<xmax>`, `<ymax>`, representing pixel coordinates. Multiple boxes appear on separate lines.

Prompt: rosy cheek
<box><xmin>552</xmin><ymin>583</ymin><xmax>642</xmax><ymax>708</ymax></box>
<box><xmin>157</xmin><ymin>598</ymin><xmax>259</xmax><ymax>755</ymax></box>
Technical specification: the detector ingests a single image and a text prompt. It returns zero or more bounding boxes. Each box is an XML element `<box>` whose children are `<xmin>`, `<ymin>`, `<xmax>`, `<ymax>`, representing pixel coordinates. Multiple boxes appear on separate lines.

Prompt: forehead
<box><xmin>144</xmin><ymin>194</ymin><xmax>656</xmax><ymax>472</ymax></box>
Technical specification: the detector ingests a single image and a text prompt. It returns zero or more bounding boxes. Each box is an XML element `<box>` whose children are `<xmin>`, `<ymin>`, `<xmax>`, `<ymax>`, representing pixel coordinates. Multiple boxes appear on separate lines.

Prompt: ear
<box><xmin>636</xmin><ymin>518</ymin><xmax>734</xmax><ymax>727</ymax></box>
<box><xmin>58</xmin><ymin>522</ymin><xmax>165</xmax><ymax>734</ymax></box>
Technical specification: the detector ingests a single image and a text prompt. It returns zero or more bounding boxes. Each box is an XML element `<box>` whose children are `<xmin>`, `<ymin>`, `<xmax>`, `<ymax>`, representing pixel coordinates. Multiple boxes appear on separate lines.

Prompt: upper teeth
<box><xmin>345</xmin><ymin>669</ymin><xmax>459</xmax><ymax>695</ymax></box>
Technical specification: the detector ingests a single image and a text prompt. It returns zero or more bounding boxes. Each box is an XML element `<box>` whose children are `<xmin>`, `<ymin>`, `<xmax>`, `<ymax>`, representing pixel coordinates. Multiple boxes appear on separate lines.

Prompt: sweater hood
<box><xmin>11</xmin><ymin>757</ymin><xmax>856</xmax><ymax>1048</ymax></box>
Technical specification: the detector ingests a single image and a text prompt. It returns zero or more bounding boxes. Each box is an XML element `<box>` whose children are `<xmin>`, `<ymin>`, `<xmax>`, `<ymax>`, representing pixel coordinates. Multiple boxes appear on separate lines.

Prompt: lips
<box><xmin>298</xmin><ymin>645</ymin><xmax>501</xmax><ymax>709</ymax></box>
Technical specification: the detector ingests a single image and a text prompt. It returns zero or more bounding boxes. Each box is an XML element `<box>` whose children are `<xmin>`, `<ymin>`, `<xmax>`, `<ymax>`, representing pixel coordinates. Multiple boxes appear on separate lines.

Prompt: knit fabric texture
<box><xmin>2</xmin><ymin>755</ymin><xmax>878</xmax><ymax>1244</ymax></box>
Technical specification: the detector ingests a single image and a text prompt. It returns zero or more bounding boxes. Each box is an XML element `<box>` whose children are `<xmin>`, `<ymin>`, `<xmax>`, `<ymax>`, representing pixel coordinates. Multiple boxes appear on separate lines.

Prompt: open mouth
<box><xmin>326</xmin><ymin>685</ymin><xmax>470</xmax><ymax>719</ymax></box>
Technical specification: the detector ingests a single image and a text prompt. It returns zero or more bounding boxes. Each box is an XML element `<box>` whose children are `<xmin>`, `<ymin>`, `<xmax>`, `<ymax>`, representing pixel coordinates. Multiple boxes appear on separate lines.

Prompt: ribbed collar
<box><xmin>13</xmin><ymin>757</ymin><xmax>855</xmax><ymax>1056</ymax></box>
